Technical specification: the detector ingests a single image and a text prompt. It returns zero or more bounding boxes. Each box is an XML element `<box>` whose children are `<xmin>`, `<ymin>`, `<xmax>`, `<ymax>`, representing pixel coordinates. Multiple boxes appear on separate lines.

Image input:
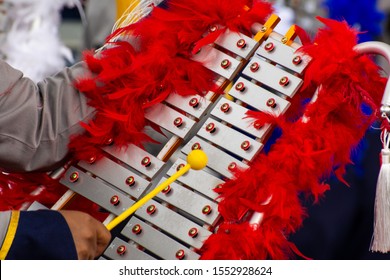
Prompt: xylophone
<box><xmin>28</xmin><ymin>6</ymin><xmax>390</xmax><ymax>259</ymax></box>
<box><xmin>49</xmin><ymin>14</ymin><xmax>312</xmax><ymax>260</ymax></box>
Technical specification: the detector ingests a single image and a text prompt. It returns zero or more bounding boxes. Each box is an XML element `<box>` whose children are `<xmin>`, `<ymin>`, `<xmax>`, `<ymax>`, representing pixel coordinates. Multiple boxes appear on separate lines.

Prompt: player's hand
<box><xmin>60</xmin><ymin>210</ymin><xmax>111</xmax><ymax>260</ymax></box>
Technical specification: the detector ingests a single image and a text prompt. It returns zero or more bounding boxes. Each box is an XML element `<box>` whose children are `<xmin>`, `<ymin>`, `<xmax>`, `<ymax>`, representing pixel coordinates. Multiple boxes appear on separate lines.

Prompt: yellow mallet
<box><xmin>106</xmin><ymin>149</ymin><xmax>208</xmax><ymax>230</ymax></box>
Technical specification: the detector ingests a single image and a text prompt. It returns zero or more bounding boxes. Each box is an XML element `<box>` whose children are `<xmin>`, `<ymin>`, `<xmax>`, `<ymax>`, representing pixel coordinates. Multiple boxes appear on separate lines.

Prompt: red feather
<box><xmin>69</xmin><ymin>0</ymin><xmax>273</xmax><ymax>161</ymax></box>
<box><xmin>1</xmin><ymin>1</ymin><xmax>385</xmax><ymax>261</ymax></box>
<box><xmin>202</xmin><ymin>17</ymin><xmax>385</xmax><ymax>259</ymax></box>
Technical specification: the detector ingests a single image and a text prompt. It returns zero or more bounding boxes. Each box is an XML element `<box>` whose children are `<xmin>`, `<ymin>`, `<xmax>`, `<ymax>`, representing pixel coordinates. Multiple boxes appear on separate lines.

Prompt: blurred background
<box><xmin>1</xmin><ymin>0</ymin><xmax>390</xmax><ymax>260</ymax></box>
<box><xmin>1</xmin><ymin>0</ymin><xmax>390</xmax><ymax>79</ymax></box>
<box><xmin>63</xmin><ymin>0</ymin><xmax>390</xmax><ymax>62</ymax></box>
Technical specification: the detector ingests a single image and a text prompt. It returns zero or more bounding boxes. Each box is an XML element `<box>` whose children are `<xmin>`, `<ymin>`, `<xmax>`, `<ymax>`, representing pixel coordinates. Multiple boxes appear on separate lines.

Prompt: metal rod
<box><xmin>354</xmin><ymin>41</ymin><xmax>390</xmax><ymax>116</ymax></box>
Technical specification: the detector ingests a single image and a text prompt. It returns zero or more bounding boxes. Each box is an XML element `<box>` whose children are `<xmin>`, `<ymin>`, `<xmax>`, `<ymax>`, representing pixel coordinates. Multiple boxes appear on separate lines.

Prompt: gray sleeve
<box><xmin>83</xmin><ymin>0</ymin><xmax>116</xmax><ymax>49</ymax></box>
<box><xmin>0</xmin><ymin>59</ymin><xmax>95</xmax><ymax>172</ymax></box>
<box><xmin>0</xmin><ymin>211</ymin><xmax>11</xmax><ymax>250</ymax></box>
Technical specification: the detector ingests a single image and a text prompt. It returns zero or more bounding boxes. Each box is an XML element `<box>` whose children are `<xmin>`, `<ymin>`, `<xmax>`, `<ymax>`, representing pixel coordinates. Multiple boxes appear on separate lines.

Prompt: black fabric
<box><xmin>291</xmin><ymin>128</ymin><xmax>390</xmax><ymax>260</ymax></box>
<box><xmin>6</xmin><ymin>210</ymin><xmax>77</xmax><ymax>260</ymax></box>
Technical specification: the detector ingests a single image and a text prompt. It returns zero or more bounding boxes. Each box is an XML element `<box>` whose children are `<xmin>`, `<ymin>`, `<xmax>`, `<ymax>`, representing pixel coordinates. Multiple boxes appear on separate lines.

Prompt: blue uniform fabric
<box><xmin>324</xmin><ymin>0</ymin><xmax>384</xmax><ymax>42</ymax></box>
<box><xmin>6</xmin><ymin>210</ymin><xmax>77</xmax><ymax>260</ymax></box>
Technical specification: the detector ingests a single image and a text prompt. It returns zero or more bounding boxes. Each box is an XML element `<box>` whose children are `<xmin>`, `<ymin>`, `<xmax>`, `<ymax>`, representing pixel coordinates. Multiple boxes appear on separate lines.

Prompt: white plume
<box><xmin>0</xmin><ymin>0</ymin><xmax>84</xmax><ymax>82</ymax></box>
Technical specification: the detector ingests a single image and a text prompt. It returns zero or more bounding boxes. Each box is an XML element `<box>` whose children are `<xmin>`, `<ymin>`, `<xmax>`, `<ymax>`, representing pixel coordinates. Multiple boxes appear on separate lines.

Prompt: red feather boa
<box><xmin>0</xmin><ymin>0</ymin><xmax>273</xmax><ymax>210</ymax></box>
<box><xmin>69</xmin><ymin>0</ymin><xmax>273</xmax><ymax>161</ymax></box>
<box><xmin>0</xmin><ymin>0</ymin><xmax>386</xmax><ymax>260</ymax></box>
<box><xmin>201</xmin><ymin>17</ymin><xmax>386</xmax><ymax>259</ymax></box>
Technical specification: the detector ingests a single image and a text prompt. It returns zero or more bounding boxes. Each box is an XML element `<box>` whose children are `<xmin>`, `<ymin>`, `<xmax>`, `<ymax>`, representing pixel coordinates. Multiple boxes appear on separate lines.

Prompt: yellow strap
<box><xmin>0</xmin><ymin>211</ymin><xmax>20</xmax><ymax>260</ymax></box>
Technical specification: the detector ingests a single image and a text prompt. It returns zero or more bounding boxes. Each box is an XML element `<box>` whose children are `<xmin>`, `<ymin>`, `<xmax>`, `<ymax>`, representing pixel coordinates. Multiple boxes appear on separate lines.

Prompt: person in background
<box><xmin>0</xmin><ymin>58</ymin><xmax>111</xmax><ymax>260</ymax></box>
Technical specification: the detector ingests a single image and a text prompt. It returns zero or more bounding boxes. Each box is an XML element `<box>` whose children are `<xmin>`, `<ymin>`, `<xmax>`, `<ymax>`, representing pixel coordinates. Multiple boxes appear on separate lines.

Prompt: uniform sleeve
<box><xmin>0</xmin><ymin>211</ymin><xmax>16</xmax><ymax>259</ymax></box>
<box><xmin>0</xmin><ymin>59</ymin><xmax>95</xmax><ymax>172</ymax></box>
<box><xmin>0</xmin><ymin>210</ymin><xmax>77</xmax><ymax>260</ymax></box>
<box><xmin>0</xmin><ymin>211</ymin><xmax>12</xmax><ymax>259</ymax></box>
